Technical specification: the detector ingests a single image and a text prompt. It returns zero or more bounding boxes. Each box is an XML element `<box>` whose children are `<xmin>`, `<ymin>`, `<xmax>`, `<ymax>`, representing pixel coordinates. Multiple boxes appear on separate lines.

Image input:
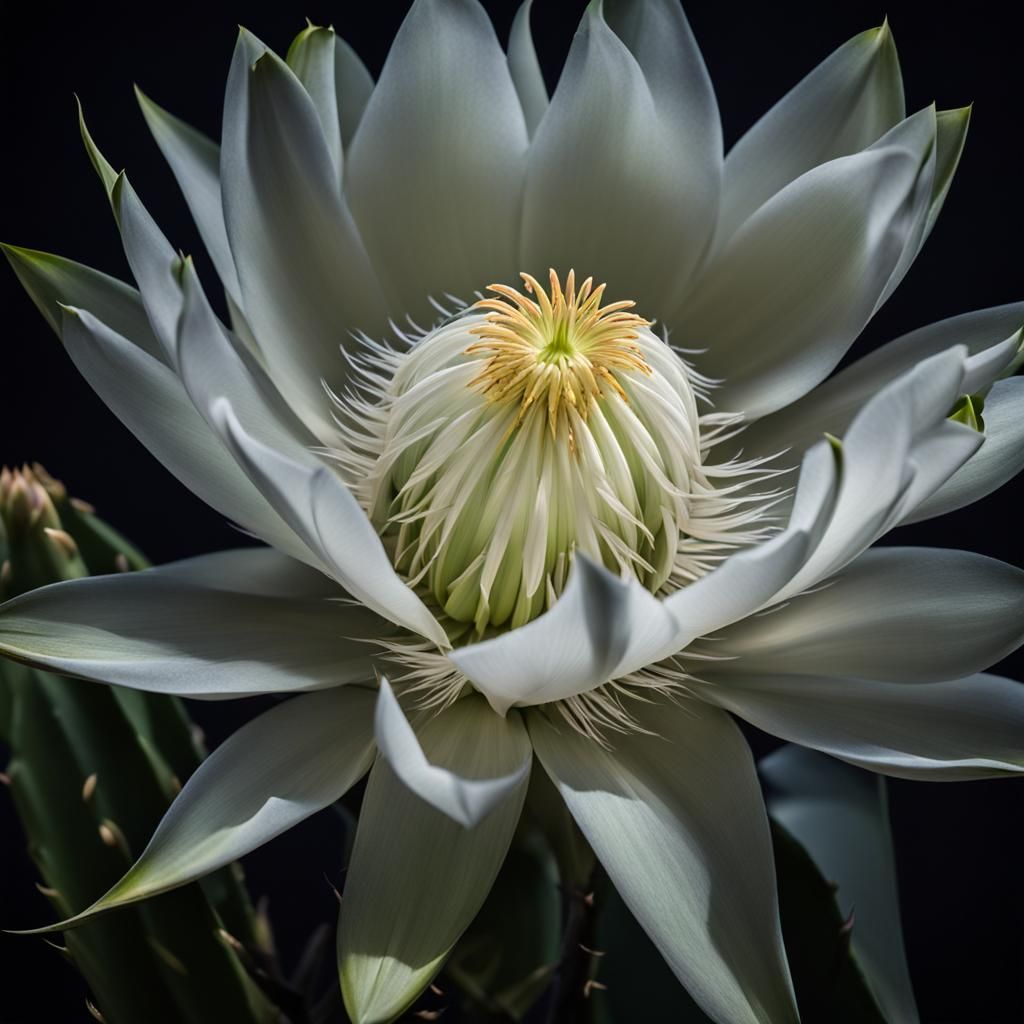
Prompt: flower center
<box><xmin>331</xmin><ymin>269</ymin><xmax>774</xmax><ymax>646</ymax></box>
<box><xmin>465</xmin><ymin>270</ymin><xmax>653</xmax><ymax>444</ymax></box>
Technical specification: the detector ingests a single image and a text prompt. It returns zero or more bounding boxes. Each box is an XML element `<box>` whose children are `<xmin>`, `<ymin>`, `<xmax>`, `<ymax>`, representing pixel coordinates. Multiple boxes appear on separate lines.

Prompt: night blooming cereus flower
<box><xmin>3</xmin><ymin>2</ymin><xmax>1024</xmax><ymax>1022</ymax></box>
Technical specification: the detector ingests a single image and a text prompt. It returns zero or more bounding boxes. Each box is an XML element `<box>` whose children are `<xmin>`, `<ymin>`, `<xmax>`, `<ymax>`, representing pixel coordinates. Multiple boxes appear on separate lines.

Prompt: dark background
<box><xmin>1</xmin><ymin>1</ymin><xmax>1022</xmax><ymax>1020</ymax></box>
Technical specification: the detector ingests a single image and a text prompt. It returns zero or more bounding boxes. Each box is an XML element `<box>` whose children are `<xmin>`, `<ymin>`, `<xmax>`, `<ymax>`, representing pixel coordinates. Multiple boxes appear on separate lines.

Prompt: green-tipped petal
<box><xmin>135</xmin><ymin>86</ymin><xmax>243</xmax><ymax>308</ymax></box>
<box><xmin>718</xmin><ymin>21</ymin><xmax>904</xmax><ymax>243</ymax></box>
<box><xmin>287</xmin><ymin>25</ymin><xmax>344</xmax><ymax>173</ymax></box>
<box><xmin>1</xmin><ymin>244</ymin><xmax>162</xmax><ymax>361</ymax></box>
<box><xmin>925</xmin><ymin>105</ymin><xmax>971</xmax><ymax>241</ymax></box>
<box><xmin>339</xmin><ymin>696</ymin><xmax>530</xmax><ymax>1024</ymax></box>
<box><xmin>77</xmin><ymin>97</ymin><xmax>118</xmax><ymax>197</ymax></box>
<box><xmin>14</xmin><ymin>687</ymin><xmax>376</xmax><ymax>933</ymax></box>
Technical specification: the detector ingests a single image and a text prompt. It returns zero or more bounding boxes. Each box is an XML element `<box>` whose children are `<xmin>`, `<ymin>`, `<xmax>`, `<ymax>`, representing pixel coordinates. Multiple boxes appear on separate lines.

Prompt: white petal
<box><xmin>338</xmin><ymin>696</ymin><xmax>529</xmax><ymax>1024</ymax></box>
<box><xmin>709</xmin><ymin>546</ymin><xmax>1024</xmax><ymax>682</ymax></box>
<box><xmin>374</xmin><ymin>678</ymin><xmax>531</xmax><ymax>827</ymax></box>
<box><xmin>761</xmin><ymin>747</ymin><xmax>919</xmax><ymax>1024</ymax></box>
<box><xmin>905</xmin><ymin>376</ymin><xmax>1024</xmax><ymax>522</ymax></box>
<box><xmin>0</xmin><ymin>549</ymin><xmax>382</xmax><ymax>697</ymax></box>
<box><xmin>286</xmin><ymin>25</ymin><xmax>344</xmax><ymax>174</ymax></box>
<box><xmin>346</xmin><ymin>0</ymin><xmax>527</xmax><ymax>322</ymax></box>
<box><xmin>679</xmin><ymin>111</ymin><xmax>935</xmax><ymax>419</ymax></box>
<box><xmin>772</xmin><ymin>346</ymin><xmax>982</xmax><ymax>601</ymax></box>
<box><xmin>529</xmin><ymin>700</ymin><xmax>798</xmax><ymax>1024</ymax></box>
<box><xmin>743</xmin><ymin>302</ymin><xmax>1024</xmax><ymax>463</ymax></box>
<box><xmin>2</xmin><ymin>244</ymin><xmax>163</xmax><ymax>362</ymax></box>
<box><xmin>717</xmin><ymin>22</ymin><xmax>903</xmax><ymax>245</ymax></box>
<box><xmin>449</xmin><ymin>554</ymin><xmax>681</xmax><ymax>715</ymax></box>
<box><xmin>521</xmin><ymin>1</ymin><xmax>720</xmax><ymax>314</ymax></box>
<box><xmin>706</xmin><ymin>672</ymin><xmax>1024</xmax><ymax>780</ymax></box>
<box><xmin>507</xmin><ymin>0</ymin><xmax>547</xmax><ymax>136</ymax></box>
<box><xmin>221</xmin><ymin>32</ymin><xmax>386</xmax><ymax>443</ymax></box>
<box><xmin>923</xmin><ymin>105</ymin><xmax>972</xmax><ymax>242</ymax></box>
<box><xmin>334</xmin><ymin>34</ymin><xmax>374</xmax><ymax>151</ymax></box>
<box><xmin>58</xmin><ymin>307</ymin><xmax>306</xmax><ymax>561</ymax></box>
<box><xmin>18</xmin><ymin>687</ymin><xmax>375</xmax><ymax>932</ymax></box>
<box><xmin>135</xmin><ymin>88</ymin><xmax>242</xmax><ymax>309</ymax></box>
<box><xmin>451</xmin><ymin>439</ymin><xmax>837</xmax><ymax>712</ymax></box>
<box><xmin>213</xmin><ymin>400</ymin><xmax>448</xmax><ymax>648</ymax></box>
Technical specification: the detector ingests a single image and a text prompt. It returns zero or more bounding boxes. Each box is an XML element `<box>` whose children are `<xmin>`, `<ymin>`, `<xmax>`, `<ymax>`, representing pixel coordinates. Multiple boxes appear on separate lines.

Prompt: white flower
<box><xmin>3</xmin><ymin>3</ymin><xmax>1024</xmax><ymax>1022</ymax></box>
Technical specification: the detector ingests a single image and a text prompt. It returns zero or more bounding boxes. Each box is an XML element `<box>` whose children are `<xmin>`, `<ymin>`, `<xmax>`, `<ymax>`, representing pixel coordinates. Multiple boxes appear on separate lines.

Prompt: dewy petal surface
<box><xmin>708</xmin><ymin>547</ymin><xmax>1024</xmax><ymax>682</ymax></box>
<box><xmin>0</xmin><ymin>549</ymin><xmax>383</xmax><ymax>697</ymax></box>
<box><xmin>16</xmin><ymin>687</ymin><xmax>376</xmax><ymax>932</ymax></box>
<box><xmin>677</xmin><ymin>110</ymin><xmax>936</xmax><ymax>418</ymax></box>
<box><xmin>705</xmin><ymin>673</ymin><xmax>1024</xmax><ymax>780</ymax></box>
<box><xmin>345</xmin><ymin>0</ymin><xmax>528</xmax><ymax>322</ymax></box>
<box><xmin>717</xmin><ymin>22</ymin><xmax>904</xmax><ymax>245</ymax></box>
<box><xmin>338</xmin><ymin>696</ymin><xmax>530</xmax><ymax>1024</ymax></box>
<box><xmin>529</xmin><ymin>699</ymin><xmax>798</xmax><ymax>1024</ymax></box>
<box><xmin>521</xmin><ymin>1</ymin><xmax>721</xmax><ymax>314</ymax></box>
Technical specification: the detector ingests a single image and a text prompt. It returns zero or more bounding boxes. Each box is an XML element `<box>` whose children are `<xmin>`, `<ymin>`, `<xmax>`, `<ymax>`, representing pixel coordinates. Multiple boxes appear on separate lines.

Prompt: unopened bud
<box><xmin>43</xmin><ymin>527</ymin><xmax>79</xmax><ymax>559</ymax></box>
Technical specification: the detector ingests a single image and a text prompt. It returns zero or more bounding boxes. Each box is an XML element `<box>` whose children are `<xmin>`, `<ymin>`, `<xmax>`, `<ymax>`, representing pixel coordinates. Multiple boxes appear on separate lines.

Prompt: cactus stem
<box><xmin>97</xmin><ymin>818</ymin><xmax>130</xmax><ymax>858</ymax></box>
<box><xmin>43</xmin><ymin>527</ymin><xmax>78</xmax><ymax>558</ymax></box>
<box><xmin>82</xmin><ymin>772</ymin><xmax>98</xmax><ymax>802</ymax></box>
<box><xmin>147</xmin><ymin>937</ymin><xmax>189</xmax><ymax>976</ymax></box>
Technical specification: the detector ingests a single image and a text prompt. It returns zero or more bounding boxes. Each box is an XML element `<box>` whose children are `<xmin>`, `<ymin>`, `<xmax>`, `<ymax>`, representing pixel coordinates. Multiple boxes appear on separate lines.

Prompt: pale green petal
<box><xmin>222</xmin><ymin>32</ymin><xmax>386</xmax><ymax>443</ymax></box>
<box><xmin>339</xmin><ymin>696</ymin><xmax>530</xmax><ymax>1024</ymax></box>
<box><xmin>924</xmin><ymin>105</ymin><xmax>971</xmax><ymax>242</ymax></box>
<box><xmin>709</xmin><ymin>547</ymin><xmax>1024</xmax><ymax>682</ymax></box>
<box><xmin>706</xmin><ymin>672</ymin><xmax>1024</xmax><ymax>779</ymax></box>
<box><xmin>521</xmin><ymin>1</ymin><xmax>720</xmax><ymax>315</ymax></box>
<box><xmin>905</xmin><ymin>377</ymin><xmax>1024</xmax><ymax>522</ymax></box>
<box><xmin>16</xmin><ymin>687</ymin><xmax>376</xmax><ymax>933</ymax></box>
<box><xmin>287</xmin><ymin>25</ymin><xmax>344</xmax><ymax>173</ymax></box>
<box><xmin>0</xmin><ymin>548</ymin><xmax>382</xmax><ymax>697</ymax></box>
<box><xmin>761</xmin><ymin>748</ymin><xmax>919</xmax><ymax>1024</ymax></box>
<box><xmin>1</xmin><ymin>243</ymin><xmax>163</xmax><ymax>362</ymax></box>
<box><xmin>772</xmin><ymin>346</ymin><xmax>982</xmax><ymax>602</ymax></box>
<box><xmin>134</xmin><ymin>87</ymin><xmax>243</xmax><ymax>309</ymax></box>
<box><xmin>213</xmin><ymin>400</ymin><xmax>448</xmax><ymax>648</ymax></box>
<box><xmin>346</xmin><ymin>0</ymin><xmax>527</xmax><ymax>322</ymax></box>
<box><xmin>334</xmin><ymin>35</ymin><xmax>374</xmax><ymax>150</ymax></box>
<box><xmin>530</xmin><ymin>700</ymin><xmax>798</xmax><ymax>1024</ymax></box>
<box><xmin>374</xmin><ymin>679</ymin><xmax>530</xmax><ymax>827</ymax></box>
<box><xmin>742</xmin><ymin>303</ymin><xmax>1024</xmax><ymax>463</ymax></box>
<box><xmin>58</xmin><ymin>307</ymin><xmax>306</xmax><ymax>561</ymax></box>
<box><xmin>679</xmin><ymin>109</ymin><xmax>935</xmax><ymax>419</ymax></box>
<box><xmin>507</xmin><ymin>0</ymin><xmax>547</xmax><ymax>136</ymax></box>
<box><xmin>718</xmin><ymin>22</ymin><xmax>904</xmax><ymax>244</ymax></box>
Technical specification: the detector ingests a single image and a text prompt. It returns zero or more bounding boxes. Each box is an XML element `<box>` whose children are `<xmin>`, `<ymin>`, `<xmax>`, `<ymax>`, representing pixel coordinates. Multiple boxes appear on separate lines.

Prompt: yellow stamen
<box><xmin>466</xmin><ymin>269</ymin><xmax>653</xmax><ymax>440</ymax></box>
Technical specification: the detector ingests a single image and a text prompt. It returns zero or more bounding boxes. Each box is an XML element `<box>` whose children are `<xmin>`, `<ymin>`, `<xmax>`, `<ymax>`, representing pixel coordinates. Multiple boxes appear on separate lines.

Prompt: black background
<box><xmin>1</xmin><ymin>1</ymin><xmax>1023</xmax><ymax>1020</ymax></box>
